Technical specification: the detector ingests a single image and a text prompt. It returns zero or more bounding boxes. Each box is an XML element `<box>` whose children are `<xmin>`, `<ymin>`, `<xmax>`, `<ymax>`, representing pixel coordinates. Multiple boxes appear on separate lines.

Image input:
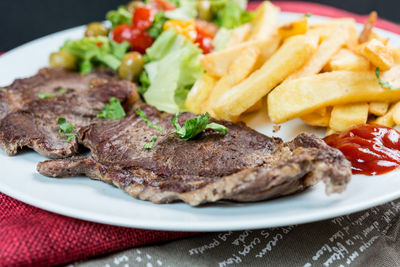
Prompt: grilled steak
<box><xmin>0</xmin><ymin>68</ymin><xmax>138</xmax><ymax>158</ymax></box>
<box><xmin>37</xmin><ymin>105</ymin><xmax>352</xmax><ymax>206</ymax></box>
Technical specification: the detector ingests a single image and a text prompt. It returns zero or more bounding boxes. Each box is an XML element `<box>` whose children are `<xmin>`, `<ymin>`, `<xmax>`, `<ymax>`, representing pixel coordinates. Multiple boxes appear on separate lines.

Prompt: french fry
<box><xmin>185</xmin><ymin>73</ymin><xmax>216</xmax><ymax>114</ymax></box>
<box><xmin>244</xmin><ymin>100</ymin><xmax>263</xmax><ymax>114</ymax></box>
<box><xmin>203</xmin><ymin>46</ymin><xmax>260</xmax><ymax>116</ymax></box>
<box><xmin>329</xmin><ymin>103</ymin><xmax>369</xmax><ymax>132</ymax></box>
<box><xmin>359</xmin><ymin>38</ymin><xmax>394</xmax><ymax>70</ymax></box>
<box><xmin>369</xmin><ymin>102</ymin><xmax>389</xmax><ymax>116</ymax></box>
<box><xmin>226</xmin><ymin>24</ymin><xmax>251</xmax><ymax>47</ymax></box>
<box><xmin>278</xmin><ymin>17</ymin><xmax>308</xmax><ymax>39</ymax></box>
<box><xmin>213</xmin><ymin>35</ymin><xmax>318</xmax><ymax>120</ymax></box>
<box><xmin>301</xmin><ymin>107</ymin><xmax>332</xmax><ymax>127</ymax></box>
<box><xmin>325</xmin><ymin>48</ymin><xmax>370</xmax><ymax>71</ymax></box>
<box><xmin>372</xmin><ymin>102</ymin><xmax>400</xmax><ymax>127</ymax></box>
<box><xmin>326</xmin><ymin>128</ymin><xmax>338</xmax><ymax>136</ymax></box>
<box><xmin>287</xmin><ymin>26</ymin><xmax>350</xmax><ymax>80</ymax></box>
<box><xmin>249</xmin><ymin>1</ymin><xmax>280</xmax><ymax>41</ymax></box>
<box><xmin>200</xmin><ymin>36</ymin><xmax>280</xmax><ymax>77</ymax></box>
<box><xmin>390</xmin><ymin>46</ymin><xmax>400</xmax><ymax>64</ymax></box>
<box><xmin>380</xmin><ymin>65</ymin><xmax>400</xmax><ymax>88</ymax></box>
<box><xmin>392</xmin><ymin>102</ymin><xmax>400</xmax><ymax>126</ymax></box>
<box><xmin>359</xmin><ymin>11</ymin><xmax>377</xmax><ymax>43</ymax></box>
<box><xmin>268</xmin><ymin>71</ymin><xmax>400</xmax><ymax>123</ymax></box>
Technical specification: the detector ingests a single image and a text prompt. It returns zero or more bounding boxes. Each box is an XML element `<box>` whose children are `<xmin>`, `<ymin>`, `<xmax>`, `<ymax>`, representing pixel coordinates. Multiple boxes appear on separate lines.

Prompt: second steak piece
<box><xmin>0</xmin><ymin>68</ymin><xmax>138</xmax><ymax>158</ymax></box>
<box><xmin>37</xmin><ymin>105</ymin><xmax>352</xmax><ymax>206</ymax></box>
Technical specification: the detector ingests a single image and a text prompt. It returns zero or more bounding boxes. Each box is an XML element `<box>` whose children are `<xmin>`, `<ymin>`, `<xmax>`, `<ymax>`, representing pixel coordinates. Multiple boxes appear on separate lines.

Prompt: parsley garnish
<box><xmin>136</xmin><ymin>109</ymin><xmax>163</xmax><ymax>149</ymax></box>
<box><xmin>1</xmin><ymin>88</ymin><xmax>7</xmax><ymax>92</ymax></box>
<box><xmin>97</xmin><ymin>97</ymin><xmax>126</xmax><ymax>120</ymax></box>
<box><xmin>143</xmin><ymin>136</ymin><xmax>158</xmax><ymax>150</ymax></box>
<box><xmin>305</xmin><ymin>13</ymin><xmax>312</xmax><ymax>18</ymax></box>
<box><xmin>375</xmin><ymin>67</ymin><xmax>398</xmax><ymax>90</ymax></box>
<box><xmin>57</xmin><ymin>117</ymin><xmax>77</xmax><ymax>142</ymax></box>
<box><xmin>169</xmin><ymin>112</ymin><xmax>228</xmax><ymax>141</ymax></box>
<box><xmin>38</xmin><ymin>93</ymin><xmax>56</xmax><ymax>99</ymax></box>
<box><xmin>57</xmin><ymin>88</ymin><xmax>68</xmax><ymax>94</ymax></box>
<box><xmin>136</xmin><ymin>110</ymin><xmax>228</xmax><ymax>149</ymax></box>
<box><xmin>136</xmin><ymin>109</ymin><xmax>163</xmax><ymax>131</ymax></box>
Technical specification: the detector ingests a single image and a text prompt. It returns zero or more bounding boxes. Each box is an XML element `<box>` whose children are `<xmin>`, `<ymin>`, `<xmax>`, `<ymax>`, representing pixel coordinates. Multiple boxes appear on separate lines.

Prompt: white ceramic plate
<box><xmin>1</xmin><ymin>13</ymin><xmax>400</xmax><ymax>232</ymax></box>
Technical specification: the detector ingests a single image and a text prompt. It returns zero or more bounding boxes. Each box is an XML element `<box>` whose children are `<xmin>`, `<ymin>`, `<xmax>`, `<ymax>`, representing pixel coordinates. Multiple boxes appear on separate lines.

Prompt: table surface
<box><xmin>73</xmin><ymin>199</ymin><xmax>400</xmax><ymax>267</ymax></box>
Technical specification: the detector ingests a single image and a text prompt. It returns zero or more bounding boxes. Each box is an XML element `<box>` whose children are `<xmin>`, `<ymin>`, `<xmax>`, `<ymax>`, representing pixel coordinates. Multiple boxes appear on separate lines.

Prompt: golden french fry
<box><xmin>249</xmin><ymin>1</ymin><xmax>280</xmax><ymax>40</ymax></box>
<box><xmin>213</xmin><ymin>35</ymin><xmax>318</xmax><ymax>120</ymax></box>
<box><xmin>325</xmin><ymin>48</ymin><xmax>370</xmax><ymax>71</ymax></box>
<box><xmin>278</xmin><ymin>17</ymin><xmax>308</xmax><ymax>39</ymax></box>
<box><xmin>200</xmin><ymin>36</ymin><xmax>280</xmax><ymax>77</ymax></box>
<box><xmin>287</xmin><ymin>26</ymin><xmax>350</xmax><ymax>80</ymax></box>
<box><xmin>369</xmin><ymin>102</ymin><xmax>389</xmax><ymax>116</ymax></box>
<box><xmin>301</xmin><ymin>107</ymin><xmax>332</xmax><ymax>127</ymax></box>
<box><xmin>392</xmin><ymin>102</ymin><xmax>400</xmax><ymax>126</ymax></box>
<box><xmin>373</xmin><ymin>102</ymin><xmax>400</xmax><ymax>127</ymax></box>
<box><xmin>204</xmin><ymin>46</ymin><xmax>260</xmax><ymax>116</ymax></box>
<box><xmin>390</xmin><ymin>46</ymin><xmax>400</xmax><ymax>64</ymax></box>
<box><xmin>268</xmin><ymin>71</ymin><xmax>400</xmax><ymax>123</ymax></box>
<box><xmin>326</xmin><ymin>128</ymin><xmax>338</xmax><ymax>136</ymax></box>
<box><xmin>370</xmin><ymin>32</ymin><xmax>389</xmax><ymax>45</ymax></box>
<box><xmin>359</xmin><ymin>11</ymin><xmax>377</xmax><ymax>43</ymax></box>
<box><xmin>329</xmin><ymin>103</ymin><xmax>369</xmax><ymax>132</ymax></box>
<box><xmin>380</xmin><ymin>65</ymin><xmax>400</xmax><ymax>88</ymax></box>
<box><xmin>359</xmin><ymin>38</ymin><xmax>394</xmax><ymax>70</ymax></box>
<box><xmin>310</xmin><ymin>18</ymin><xmax>356</xmax><ymax>29</ymax></box>
<box><xmin>185</xmin><ymin>73</ymin><xmax>217</xmax><ymax>114</ymax></box>
<box><xmin>226</xmin><ymin>24</ymin><xmax>251</xmax><ymax>46</ymax></box>
<box><xmin>244</xmin><ymin>100</ymin><xmax>263</xmax><ymax>114</ymax></box>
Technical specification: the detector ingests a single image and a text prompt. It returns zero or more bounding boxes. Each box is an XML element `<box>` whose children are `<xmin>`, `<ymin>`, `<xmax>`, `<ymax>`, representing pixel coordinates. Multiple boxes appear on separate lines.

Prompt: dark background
<box><xmin>0</xmin><ymin>0</ymin><xmax>399</xmax><ymax>52</ymax></box>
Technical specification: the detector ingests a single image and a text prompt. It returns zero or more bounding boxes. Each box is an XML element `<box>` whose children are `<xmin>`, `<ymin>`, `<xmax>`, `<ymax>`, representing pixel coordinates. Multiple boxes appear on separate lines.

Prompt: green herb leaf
<box><xmin>57</xmin><ymin>117</ymin><xmax>77</xmax><ymax>142</ymax></box>
<box><xmin>147</xmin><ymin>11</ymin><xmax>168</xmax><ymax>39</ymax></box>
<box><xmin>143</xmin><ymin>135</ymin><xmax>158</xmax><ymax>150</ymax></box>
<box><xmin>106</xmin><ymin>6</ymin><xmax>132</xmax><ymax>28</ymax></box>
<box><xmin>305</xmin><ymin>12</ymin><xmax>312</xmax><ymax>18</ymax></box>
<box><xmin>136</xmin><ymin>109</ymin><xmax>164</xmax><ymax>131</ymax></box>
<box><xmin>169</xmin><ymin>112</ymin><xmax>228</xmax><ymax>141</ymax></box>
<box><xmin>1</xmin><ymin>88</ymin><xmax>7</xmax><ymax>92</ymax></box>
<box><xmin>97</xmin><ymin>97</ymin><xmax>126</xmax><ymax>120</ymax></box>
<box><xmin>57</xmin><ymin>88</ymin><xmax>68</xmax><ymax>94</ymax></box>
<box><xmin>206</xmin><ymin>122</ymin><xmax>229</xmax><ymax>135</ymax></box>
<box><xmin>375</xmin><ymin>67</ymin><xmax>399</xmax><ymax>90</ymax></box>
<box><xmin>38</xmin><ymin>93</ymin><xmax>56</xmax><ymax>99</ymax></box>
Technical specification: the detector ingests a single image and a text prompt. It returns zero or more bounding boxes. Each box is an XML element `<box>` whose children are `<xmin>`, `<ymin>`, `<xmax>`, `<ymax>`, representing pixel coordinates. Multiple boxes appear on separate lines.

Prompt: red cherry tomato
<box><xmin>151</xmin><ymin>0</ymin><xmax>177</xmax><ymax>11</ymax></box>
<box><xmin>195</xmin><ymin>25</ymin><xmax>214</xmax><ymax>54</ymax></box>
<box><xmin>112</xmin><ymin>24</ymin><xmax>133</xmax><ymax>43</ymax></box>
<box><xmin>129</xmin><ymin>29</ymin><xmax>154</xmax><ymax>54</ymax></box>
<box><xmin>133</xmin><ymin>7</ymin><xmax>155</xmax><ymax>30</ymax></box>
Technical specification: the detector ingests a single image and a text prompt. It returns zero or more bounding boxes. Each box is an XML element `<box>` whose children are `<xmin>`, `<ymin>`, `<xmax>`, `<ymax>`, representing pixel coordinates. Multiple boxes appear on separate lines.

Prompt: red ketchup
<box><xmin>324</xmin><ymin>124</ymin><xmax>400</xmax><ymax>176</ymax></box>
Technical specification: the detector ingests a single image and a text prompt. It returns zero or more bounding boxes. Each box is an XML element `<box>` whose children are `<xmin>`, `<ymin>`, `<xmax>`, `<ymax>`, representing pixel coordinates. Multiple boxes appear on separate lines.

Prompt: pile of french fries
<box><xmin>185</xmin><ymin>1</ymin><xmax>400</xmax><ymax>135</ymax></box>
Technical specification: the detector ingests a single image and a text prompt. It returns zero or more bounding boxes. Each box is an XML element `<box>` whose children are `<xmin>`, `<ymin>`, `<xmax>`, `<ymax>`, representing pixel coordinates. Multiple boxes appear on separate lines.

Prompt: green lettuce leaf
<box><xmin>61</xmin><ymin>37</ymin><xmax>130</xmax><ymax>74</ymax></box>
<box><xmin>165</xmin><ymin>0</ymin><xmax>197</xmax><ymax>20</ymax></box>
<box><xmin>213</xmin><ymin>0</ymin><xmax>254</xmax><ymax>29</ymax></box>
<box><xmin>106</xmin><ymin>6</ymin><xmax>132</xmax><ymax>28</ymax></box>
<box><xmin>143</xmin><ymin>29</ymin><xmax>203</xmax><ymax>113</ymax></box>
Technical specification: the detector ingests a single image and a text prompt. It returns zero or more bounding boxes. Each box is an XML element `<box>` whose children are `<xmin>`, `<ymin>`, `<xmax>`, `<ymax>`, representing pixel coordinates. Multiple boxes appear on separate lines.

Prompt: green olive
<box><xmin>84</xmin><ymin>22</ymin><xmax>109</xmax><ymax>37</ymax></box>
<box><xmin>49</xmin><ymin>50</ymin><xmax>77</xmax><ymax>70</ymax></box>
<box><xmin>118</xmin><ymin>52</ymin><xmax>145</xmax><ymax>82</ymax></box>
<box><xmin>197</xmin><ymin>0</ymin><xmax>212</xmax><ymax>21</ymax></box>
<box><xmin>126</xmin><ymin>1</ymin><xmax>145</xmax><ymax>13</ymax></box>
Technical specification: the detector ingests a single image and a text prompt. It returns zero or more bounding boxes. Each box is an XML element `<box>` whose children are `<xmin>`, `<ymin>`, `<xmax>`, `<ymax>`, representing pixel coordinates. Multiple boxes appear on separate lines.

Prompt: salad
<box><xmin>49</xmin><ymin>0</ymin><xmax>254</xmax><ymax>113</ymax></box>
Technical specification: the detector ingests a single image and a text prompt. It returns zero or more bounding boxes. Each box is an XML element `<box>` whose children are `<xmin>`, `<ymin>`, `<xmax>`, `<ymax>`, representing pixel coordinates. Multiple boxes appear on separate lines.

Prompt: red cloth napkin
<box><xmin>1</xmin><ymin>2</ymin><xmax>399</xmax><ymax>267</ymax></box>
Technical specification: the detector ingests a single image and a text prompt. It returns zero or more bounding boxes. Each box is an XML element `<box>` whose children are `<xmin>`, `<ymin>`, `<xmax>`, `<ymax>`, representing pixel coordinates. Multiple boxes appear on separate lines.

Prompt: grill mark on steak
<box><xmin>37</xmin><ymin>105</ymin><xmax>352</xmax><ymax>206</ymax></box>
<box><xmin>0</xmin><ymin>68</ymin><xmax>138</xmax><ymax>158</ymax></box>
